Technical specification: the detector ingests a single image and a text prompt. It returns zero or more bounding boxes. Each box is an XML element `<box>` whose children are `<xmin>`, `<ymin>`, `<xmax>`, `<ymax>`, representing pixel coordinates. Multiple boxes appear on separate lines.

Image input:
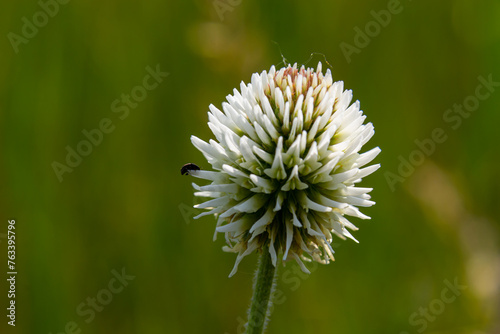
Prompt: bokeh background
<box><xmin>1</xmin><ymin>0</ymin><xmax>499</xmax><ymax>333</ymax></box>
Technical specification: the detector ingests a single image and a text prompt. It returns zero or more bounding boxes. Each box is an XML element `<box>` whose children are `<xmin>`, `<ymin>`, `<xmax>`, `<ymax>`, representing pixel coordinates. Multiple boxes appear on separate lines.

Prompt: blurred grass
<box><xmin>1</xmin><ymin>0</ymin><xmax>499</xmax><ymax>333</ymax></box>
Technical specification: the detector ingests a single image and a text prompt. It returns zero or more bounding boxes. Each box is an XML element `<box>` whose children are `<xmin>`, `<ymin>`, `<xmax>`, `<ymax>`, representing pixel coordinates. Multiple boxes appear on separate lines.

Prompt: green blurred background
<box><xmin>1</xmin><ymin>0</ymin><xmax>499</xmax><ymax>333</ymax></box>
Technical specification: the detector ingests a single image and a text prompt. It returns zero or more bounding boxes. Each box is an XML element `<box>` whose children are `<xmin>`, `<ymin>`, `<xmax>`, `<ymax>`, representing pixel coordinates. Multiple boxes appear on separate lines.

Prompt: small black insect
<box><xmin>181</xmin><ymin>163</ymin><xmax>201</xmax><ymax>175</ymax></box>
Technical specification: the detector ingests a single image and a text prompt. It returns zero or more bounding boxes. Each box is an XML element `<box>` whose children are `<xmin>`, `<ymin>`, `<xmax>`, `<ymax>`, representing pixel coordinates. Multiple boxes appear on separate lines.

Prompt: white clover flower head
<box><xmin>188</xmin><ymin>63</ymin><xmax>380</xmax><ymax>277</ymax></box>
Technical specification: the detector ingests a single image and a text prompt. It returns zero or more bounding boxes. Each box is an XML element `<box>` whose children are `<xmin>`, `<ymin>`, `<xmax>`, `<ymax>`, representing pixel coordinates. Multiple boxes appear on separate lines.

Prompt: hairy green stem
<box><xmin>246</xmin><ymin>245</ymin><xmax>277</xmax><ymax>334</ymax></box>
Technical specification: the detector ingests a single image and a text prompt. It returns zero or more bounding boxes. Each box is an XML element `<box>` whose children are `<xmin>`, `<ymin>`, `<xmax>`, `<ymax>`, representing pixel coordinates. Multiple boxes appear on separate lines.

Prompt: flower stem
<box><xmin>246</xmin><ymin>245</ymin><xmax>277</xmax><ymax>334</ymax></box>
